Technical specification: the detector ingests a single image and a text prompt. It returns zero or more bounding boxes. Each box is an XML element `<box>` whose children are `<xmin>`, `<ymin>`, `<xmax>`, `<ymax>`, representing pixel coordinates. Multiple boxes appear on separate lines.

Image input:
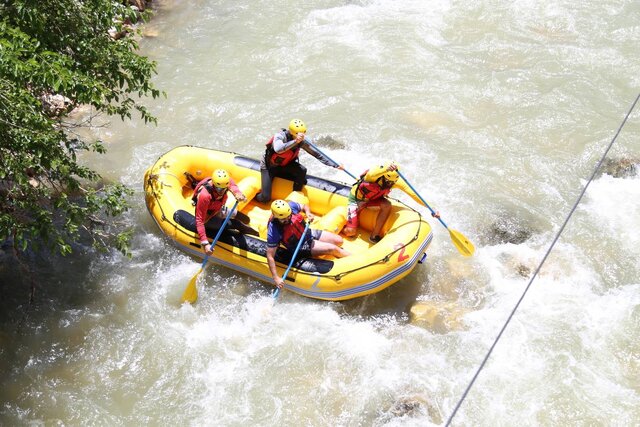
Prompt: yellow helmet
<box><xmin>383</xmin><ymin>170</ymin><xmax>399</xmax><ymax>184</ymax></box>
<box><xmin>288</xmin><ymin>119</ymin><xmax>307</xmax><ymax>135</ymax></box>
<box><xmin>271</xmin><ymin>199</ymin><xmax>292</xmax><ymax>219</ymax></box>
<box><xmin>212</xmin><ymin>169</ymin><xmax>230</xmax><ymax>188</ymax></box>
<box><xmin>377</xmin><ymin>162</ymin><xmax>398</xmax><ymax>185</ymax></box>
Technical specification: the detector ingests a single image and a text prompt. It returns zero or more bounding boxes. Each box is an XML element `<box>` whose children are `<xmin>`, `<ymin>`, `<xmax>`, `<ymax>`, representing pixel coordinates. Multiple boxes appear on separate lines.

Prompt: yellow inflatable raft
<box><xmin>143</xmin><ymin>146</ymin><xmax>433</xmax><ymax>301</ymax></box>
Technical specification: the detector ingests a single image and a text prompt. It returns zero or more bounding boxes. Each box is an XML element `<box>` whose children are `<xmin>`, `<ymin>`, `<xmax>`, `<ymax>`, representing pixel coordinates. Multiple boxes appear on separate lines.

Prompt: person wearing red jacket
<box><xmin>255</xmin><ymin>119</ymin><xmax>344</xmax><ymax>203</ymax></box>
<box><xmin>193</xmin><ymin>169</ymin><xmax>247</xmax><ymax>255</ymax></box>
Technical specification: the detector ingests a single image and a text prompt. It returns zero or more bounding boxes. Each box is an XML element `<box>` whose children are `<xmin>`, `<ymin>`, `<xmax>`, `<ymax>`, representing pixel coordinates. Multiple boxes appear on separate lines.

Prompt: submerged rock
<box><xmin>597</xmin><ymin>157</ymin><xmax>639</xmax><ymax>179</ymax></box>
<box><xmin>515</xmin><ymin>263</ymin><xmax>531</xmax><ymax>278</ymax></box>
<box><xmin>409</xmin><ymin>301</ymin><xmax>467</xmax><ymax>333</ymax></box>
<box><xmin>384</xmin><ymin>394</ymin><xmax>442</xmax><ymax>424</ymax></box>
<box><xmin>390</xmin><ymin>396</ymin><xmax>423</xmax><ymax>417</ymax></box>
<box><xmin>313</xmin><ymin>135</ymin><xmax>346</xmax><ymax>150</ymax></box>
<box><xmin>479</xmin><ymin>214</ymin><xmax>536</xmax><ymax>246</ymax></box>
<box><xmin>497</xmin><ymin>252</ymin><xmax>534</xmax><ymax>279</ymax></box>
<box><xmin>407</xmin><ymin>110</ymin><xmax>456</xmax><ymax>129</ymax></box>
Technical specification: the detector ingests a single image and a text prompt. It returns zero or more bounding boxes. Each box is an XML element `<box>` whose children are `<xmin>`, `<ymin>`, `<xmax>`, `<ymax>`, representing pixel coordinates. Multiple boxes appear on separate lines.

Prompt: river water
<box><xmin>1</xmin><ymin>1</ymin><xmax>639</xmax><ymax>425</ymax></box>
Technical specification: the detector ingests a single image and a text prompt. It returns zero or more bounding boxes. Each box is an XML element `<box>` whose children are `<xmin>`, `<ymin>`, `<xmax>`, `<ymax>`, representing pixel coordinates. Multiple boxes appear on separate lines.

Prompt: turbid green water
<box><xmin>1</xmin><ymin>1</ymin><xmax>639</xmax><ymax>425</ymax></box>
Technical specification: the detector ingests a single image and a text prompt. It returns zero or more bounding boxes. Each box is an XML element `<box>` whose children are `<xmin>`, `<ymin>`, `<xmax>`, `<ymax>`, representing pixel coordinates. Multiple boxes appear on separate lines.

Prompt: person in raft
<box><xmin>255</xmin><ymin>119</ymin><xmax>345</xmax><ymax>203</ymax></box>
<box><xmin>343</xmin><ymin>162</ymin><xmax>440</xmax><ymax>243</ymax></box>
<box><xmin>193</xmin><ymin>169</ymin><xmax>248</xmax><ymax>255</ymax></box>
<box><xmin>266</xmin><ymin>199</ymin><xmax>350</xmax><ymax>289</ymax></box>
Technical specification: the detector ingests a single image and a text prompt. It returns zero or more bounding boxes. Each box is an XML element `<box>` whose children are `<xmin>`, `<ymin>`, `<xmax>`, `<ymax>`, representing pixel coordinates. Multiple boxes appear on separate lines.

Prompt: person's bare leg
<box><xmin>343</xmin><ymin>227</ymin><xmax>357</xmax><ymax>237</ymax></box>
<box><xmin>317</xmin><ymin>230</ymin><xmax>344</xmax><ymax>246</ymax></box>
<box><xmin>371</xmin><ymin>199</ymin><xmax>391</xmax><ymax>237</ymax></box>
<box><xmin>311</xmin><ymin>240</ymin><xmax>350</xmax><ymax>258</ymax></box>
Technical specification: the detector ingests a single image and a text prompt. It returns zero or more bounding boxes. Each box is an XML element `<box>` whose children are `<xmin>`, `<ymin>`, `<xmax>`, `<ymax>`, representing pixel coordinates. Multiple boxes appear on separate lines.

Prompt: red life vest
<box><xmin>271</xmin><ymin>213</ymin><xmax>309</xmax><ymax>250</ymax></box>
<box><xmin>193</xmin><ymin>178</ymin><xmax>227</xmax><ymax>215</ymax></box>
<box><xmin>265</xmin><ymin>130</ymin><xmax>300</xmax><ymax>167</ymax></box>
<box><xmin>353</xmin><ymin>171</ymin><xmax>391</xmax><ymax>202</ymax></box>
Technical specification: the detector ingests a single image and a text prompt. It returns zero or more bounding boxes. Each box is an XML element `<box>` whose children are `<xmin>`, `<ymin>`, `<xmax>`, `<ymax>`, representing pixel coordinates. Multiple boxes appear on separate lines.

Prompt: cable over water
<box><xmin>445</xmin><ymin>92</ymin><xmax>640</xmax><ymax>426</ymax></box>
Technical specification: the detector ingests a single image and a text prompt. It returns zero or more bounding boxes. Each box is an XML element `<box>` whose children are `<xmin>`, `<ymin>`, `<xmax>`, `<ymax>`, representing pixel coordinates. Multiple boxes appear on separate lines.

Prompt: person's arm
<box><xmin>288</xmin><ymin>200</ymin><xmax>312</xmax><ymax>221</ymax></box>
<box><xmin>266</xmin><ymin>246</ymin><xmax>285</xmax><ymax>289</ymax></box>
<box><xmin>227</xmin><ymin>178</ymin><xmax>246</xmax><ymax>202</ymax></box>
<box><xmin>394</xmin><ymin>177</ymin><xmax>441</xmax><ymax>218</ymax></box>
<box><xmin>266</xmin><ymin>222</ymin><xmax>285</xmax><ymax>287</ymax></box>
<box><xmin>300</xmin><ymin>140</ymin><xmax>341</xmax><ymax>168</ymax></box>
<box><xmin>195</xmin><ymin>193</ymin><xmax>213</xmax><ymax>254</ymax></box>
<box><xmin>272</xmin><ymin>131</ymin><xmax>302</xmax><ymax>153</ymax></box>
<box><xmin>300</xmin><ymin>203</ymin><xmax>314</xmax><ymax>222</ymax></box>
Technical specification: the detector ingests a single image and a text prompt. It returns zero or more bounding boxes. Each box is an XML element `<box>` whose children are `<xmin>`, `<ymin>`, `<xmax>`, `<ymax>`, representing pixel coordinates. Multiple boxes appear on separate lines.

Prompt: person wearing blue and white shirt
<box><xmin>266</xmin><ymin>199</ymin><xmax>349</xmax><ymax>289</ymax></box>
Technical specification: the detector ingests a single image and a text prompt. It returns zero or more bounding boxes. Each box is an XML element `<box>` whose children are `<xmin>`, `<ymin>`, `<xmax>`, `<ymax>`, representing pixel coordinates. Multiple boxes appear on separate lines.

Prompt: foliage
<box><xmin>0</xmin><ymin>0</ymin><xmax>161</xmax><ymax>256</ymax></box>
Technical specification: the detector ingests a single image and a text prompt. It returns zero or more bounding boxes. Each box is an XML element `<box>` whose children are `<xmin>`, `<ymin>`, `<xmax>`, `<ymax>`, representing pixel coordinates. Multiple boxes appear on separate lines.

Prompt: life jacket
<box><xmin>351</xmin><ymin>170</ymin><xmax>391</xmax><ymax>202</ymax></box>
<box><xmin>192</xmin><ymin>178</ymin><xmax>227</xmax><ymax>215</ymax></box>
<box><xmin>271</xmin><ymin>213</ymin><xmax>309</xmax><ymax>250</ymax></box>
<box><xmin>265</xmin><ymin>129</ymin><xmax>300</xmax><ymax>167</ymax></box>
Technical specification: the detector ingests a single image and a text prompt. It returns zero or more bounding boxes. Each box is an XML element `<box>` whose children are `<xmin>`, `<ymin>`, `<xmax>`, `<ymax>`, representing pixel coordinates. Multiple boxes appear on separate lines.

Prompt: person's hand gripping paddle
<box><xmin>181</xmin><ymin>201</ymin><xmax>239</xmax><ymax>304</ymax></box>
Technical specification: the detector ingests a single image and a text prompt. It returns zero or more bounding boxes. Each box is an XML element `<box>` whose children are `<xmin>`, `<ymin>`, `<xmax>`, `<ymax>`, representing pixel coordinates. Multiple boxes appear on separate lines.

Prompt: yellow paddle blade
<box><xmin>181</xmin><ymin>268</ymin><xmax>201</xmax><ymax>304</ymax></box>
<box><xmin>449</xmin><ymin>229</ymin><xmax>475</xmax><ymax>257</ymax></box>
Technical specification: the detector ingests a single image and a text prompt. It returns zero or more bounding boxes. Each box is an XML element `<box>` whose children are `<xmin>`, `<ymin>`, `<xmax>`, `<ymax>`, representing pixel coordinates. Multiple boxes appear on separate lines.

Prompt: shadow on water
<box><xmin>0</xmin><ymin>242</ymin><xmax>96</xmax><ymax>322</ymax></box>
<box><xmin>213</xmin><ymin>257</ymin><xmax>430</xmax><ymax>319</ymax></box>
<box><xmin>332</xmin><ymin>267</ymin><xmax>430</xmax><ymax>319</ymax></box>
<box><xmin>0</xmin><ymin>242</ymin><xmax>101</xmax><ymax>417</ymax></box>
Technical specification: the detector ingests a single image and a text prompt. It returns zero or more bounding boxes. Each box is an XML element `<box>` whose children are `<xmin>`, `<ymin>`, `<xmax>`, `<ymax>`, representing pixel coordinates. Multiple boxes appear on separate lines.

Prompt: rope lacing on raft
<box><xmin>146</xmin><ymin>173</ymin><xmax>426</xmax><ymax>281</ymax></box>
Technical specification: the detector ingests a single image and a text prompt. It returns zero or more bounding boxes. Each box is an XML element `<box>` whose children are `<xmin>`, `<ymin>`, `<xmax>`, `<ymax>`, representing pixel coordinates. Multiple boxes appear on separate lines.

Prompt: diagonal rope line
<box><xmin>445</xmin><ymin>92</ymin><xmax>640</xmax><ymax>427</ymax></box>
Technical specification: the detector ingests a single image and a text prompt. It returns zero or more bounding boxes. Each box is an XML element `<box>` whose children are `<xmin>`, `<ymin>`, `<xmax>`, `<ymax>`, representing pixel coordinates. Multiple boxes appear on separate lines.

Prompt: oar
<box><xmin>181</xmin><ymin>200</ymin><xmax>239</xmax><ymax>304</ymax></box>
<box><xmin>397</xmin><ymin>170</ymin><xmax>475</xmax><ymax>257</ymax></box>
<box><xmin>307</xmin><ymin>141</ymin><xmax>357</xmax><ymax>180</ymax></box>
<box><xmin>272</xmin><ymin>222</ymin><xmax>310</xmax><ymax>299</ymax></box>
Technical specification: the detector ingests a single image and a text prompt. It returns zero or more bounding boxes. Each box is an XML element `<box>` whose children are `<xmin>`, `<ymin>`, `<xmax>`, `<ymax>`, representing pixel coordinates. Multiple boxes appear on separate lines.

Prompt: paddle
<box><xmin>181</xmin><ymin>200</ymin><xmax>239</xmax><ymax>304</ymax></box>
<box><xmin>307</xmin><ymin>141</ymin><xmax>357</xmax><ymax>180</ymax></box>
<box><xmin>272</xmin><ymin>222</ymin><xmax>310</xmax><ymax>299</ymax></box>
<box><xmin>397</xmin><ymin>170</ymin><xmax>475</xmax><ymax>257</ymax></box>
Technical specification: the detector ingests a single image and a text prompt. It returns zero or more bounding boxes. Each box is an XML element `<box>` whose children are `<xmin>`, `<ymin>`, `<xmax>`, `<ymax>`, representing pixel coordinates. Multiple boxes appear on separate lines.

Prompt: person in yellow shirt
<box><xmin>343</xmin><ymin>162</ymin><xmax>439</xmax><ymax>243</ymax></box>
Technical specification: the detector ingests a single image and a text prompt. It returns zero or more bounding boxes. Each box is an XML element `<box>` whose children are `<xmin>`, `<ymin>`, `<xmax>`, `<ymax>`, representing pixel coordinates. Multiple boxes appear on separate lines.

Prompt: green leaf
<box><xmin>0</xmin><ymin>0</ymin><xmax>160</xmax><ymax>257</ymax></box>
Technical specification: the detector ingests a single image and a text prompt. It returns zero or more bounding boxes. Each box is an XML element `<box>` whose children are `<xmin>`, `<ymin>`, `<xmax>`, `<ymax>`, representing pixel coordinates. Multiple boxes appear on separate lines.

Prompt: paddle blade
<box><xmin>181</xmin><ymin>268</ymin><xmax>201</xmax><ymax>304</ymax></box>
<box><xmin>449</xmin><ymin>229</ymin><xmax>475</xmax><ymax>257</ymax></box>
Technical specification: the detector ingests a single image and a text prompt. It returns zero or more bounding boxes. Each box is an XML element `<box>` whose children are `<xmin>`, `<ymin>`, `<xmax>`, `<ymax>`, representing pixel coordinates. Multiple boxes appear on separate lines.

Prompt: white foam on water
<box><xmin>172</xmin><ymin>301</ymin><xmax>455</xmax><ymax>425</ymax></box>
<box><xmin>581</xmin><ymin>174</ymin><xmax>640</xmax><ymax>252</ymax></box>
<box><xmin>4</xmin><ymin>1</ymin><xmax>640</xmax><ymax>425</ymax></box>
<box><xmin>452</xmin><ymin>213</ymin><xmax>640</xmax><ymax>425</ymax></box>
